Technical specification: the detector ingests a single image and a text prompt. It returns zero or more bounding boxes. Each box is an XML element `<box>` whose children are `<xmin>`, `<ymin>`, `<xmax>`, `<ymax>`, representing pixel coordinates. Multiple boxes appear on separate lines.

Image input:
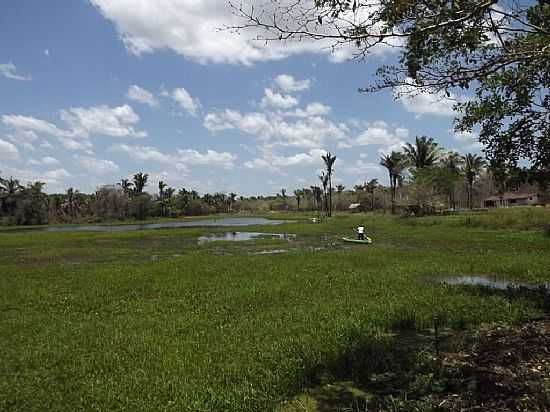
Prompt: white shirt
<box><xmin>357</xmin><ymin>226</ymin><xmax>365</xmax><ymax>234</ymax></box>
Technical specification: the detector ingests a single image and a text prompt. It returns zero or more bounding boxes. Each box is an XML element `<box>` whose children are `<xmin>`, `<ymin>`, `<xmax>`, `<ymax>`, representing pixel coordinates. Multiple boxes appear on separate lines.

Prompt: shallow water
<box><xmin>198</xmin><ymin>232</ymin><xmax>296</xmax><ymax>243</ymax></box>
<box><xmin>436</xmin><ymin>275</ymin><xmax>550</xmax><ymax>291</ymax></box>
<box><xmin>3</xmin><ymin>218</ymin><xmax>290</xmax><ymax>233</ymax></box>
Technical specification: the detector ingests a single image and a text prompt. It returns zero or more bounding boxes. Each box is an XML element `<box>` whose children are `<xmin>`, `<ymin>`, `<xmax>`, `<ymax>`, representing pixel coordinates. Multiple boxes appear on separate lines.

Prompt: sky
<box><xmin>0</xmin><ymin>0</ymin><xmax>481</xmax><ymax>195</ymax></box>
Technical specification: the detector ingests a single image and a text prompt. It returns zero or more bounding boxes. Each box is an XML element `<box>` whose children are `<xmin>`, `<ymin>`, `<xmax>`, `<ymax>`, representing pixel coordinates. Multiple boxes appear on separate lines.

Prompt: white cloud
<box><xmin>204</xmin><ymin>108</ymin><xmax>347</xmax><ymax>148</ymax></box>
<box><xmin>127</xmin><ymin>85</ymin><xmax>158</xmax><ymax>107</ymax></box>
<box><xmin>354</xmin><ymin>121</ymin><xmax>408</xmax><ymax>153</ymax></box>
<box><xmin>28</xmin><ymin>156</ymin><xmax>60</xmax><ymax>166</ymax></box>
<box><xmin>341</xmin><ymin>159</ymin><xmax>382</xmax><ymax>175</ymax></box>
<box><xmin>260</xmin><ymin>88</ymin><xmax>299</xmax><ymax>109</ymax></box>
<box><xmin>2</xmin><ymin>115</ymin><xmax>67</xmax><ymax>137</ymax></box>
<box><xmin>111</xmin><ymin>144</ymin><xmax>236</xmax><ymax>170</ymax></box>
<box><xmin>60</xmin><ymin>104</ymin><xmax>147</xmax><ymax>138</ymax></box>
<box><xmin>453</xmin><ymin>130</ymin><xmax>483</xmax><ymax>150</ymax></box>
<box><xmin>175</xmin><ymin>149</ymin><xmax>236</xmax><ymax>170</ymax></box>
<box><xmin>43</xmin><ymin>168</ymin><xmax>71</xmax><ymax>180</ymax></box>
<box><xmin>74</xmin><ymin>155</ymin><xmax>120</xmax><ymax>175</ymax></box>
<box><xmin>0</xmin><ymin>138</ymin><xmax>19</xmax><ymax>160</ymax></box>
<box><xmin>394</xmin><ymin>79</ymin><xmax>467</xmax><ymax>117</ymax></box>
<box><xmin>0</xmin><ymin>63</ymin><xmax>31</xmax><ymax>81</ymax></box>
<box><xmin>244</xmin><ymin>148</ymin><xmax>326</xmax><ymax>172</ymax></box>
<box><xmin>286</xmin><ymin>102</ymin><xmax>331</xmax><ymax>118</ymax></box>
<box><xmin>273</xmin><ymin>74</ymin><xmax>311</xmax><ymax>93</ymax></box>
<box><xmin>171</xmin><ymin>87</ymin><xmax>201</xmax><ymax>116</ymax></box>
<box><xmin>89</xmin><ymin>0</ymin><xmax>395</xmax><ymax>65</ymax></box>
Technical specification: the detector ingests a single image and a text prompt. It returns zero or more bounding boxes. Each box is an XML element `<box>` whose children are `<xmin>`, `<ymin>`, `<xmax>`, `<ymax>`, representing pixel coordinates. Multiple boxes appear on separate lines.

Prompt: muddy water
<box><xmin>2</xmin><ymin>218</ymin><xmax>290</xmax><ymax>233</ymax></box>
<box><xmin>197</xmin><ymin>232</ymin><xmax>296</xmax><ymax>243</ymax></box>
<box><xmin>435</xmin><ymin>275</ymin><xmax>550</xmax><ymax>290</ymax></box>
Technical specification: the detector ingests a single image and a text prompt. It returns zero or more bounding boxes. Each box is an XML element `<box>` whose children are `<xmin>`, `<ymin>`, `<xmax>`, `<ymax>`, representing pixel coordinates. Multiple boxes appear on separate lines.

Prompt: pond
<box><xmin>197</xmin><ymin>232</ymin><xmax>296</xmax><ymax>244</ymax></box>
<box><xmin>434</xmin><ymin>275</ymin><xmax>550</xmax><ymax>291</ymax></box>
<box><xmin>2</xmin><ymin>218</ymin><xmax>290</xmax><ymax>233</ymax></box>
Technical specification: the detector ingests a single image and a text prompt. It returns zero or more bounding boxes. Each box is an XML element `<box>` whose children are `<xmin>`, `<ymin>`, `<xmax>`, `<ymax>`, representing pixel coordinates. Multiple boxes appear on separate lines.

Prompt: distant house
<box><xmin>484</xmin><ymin>193</ymin><xmax>539</xmax><ymax>208</ymax></box>
<box><xmin>348</xmin><ymin>203</ymin><xmax>362</xmax><ymax>212</ymax></box>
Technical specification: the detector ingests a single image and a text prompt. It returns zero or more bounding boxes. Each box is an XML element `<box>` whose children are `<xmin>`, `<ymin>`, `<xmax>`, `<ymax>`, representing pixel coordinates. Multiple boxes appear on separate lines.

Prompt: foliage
<box><xmin>232</xmin><ymin>0</ymin><xmax>550</xmax><ymax>187</ymax></box>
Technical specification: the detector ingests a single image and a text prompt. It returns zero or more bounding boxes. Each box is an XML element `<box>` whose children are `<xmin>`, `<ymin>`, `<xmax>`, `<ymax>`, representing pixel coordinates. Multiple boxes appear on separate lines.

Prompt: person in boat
<box><xmin>356</xmin><ymin>224</ymin><xmax>365</xmax><ymax>240</ymax></box>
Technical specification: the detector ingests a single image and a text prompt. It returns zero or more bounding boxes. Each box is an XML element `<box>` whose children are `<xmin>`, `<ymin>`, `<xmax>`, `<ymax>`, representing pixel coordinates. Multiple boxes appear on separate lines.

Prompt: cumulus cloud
<box><xmin>60</xmin><ymin>104</ymin><xmax>147</xmax><ymax>138</ymax></box>
<box><xmin>171</xmin><ymin>87</ymin><xmax>201</xmax><ymax>116</ymax></box>
<box><xmin>354</xmin><ymin>121</ymin><xmax>409</xmax><ymax>153</ymax></box>
<box><xmin>273</xmin><ymin>74</ymin><xmax>311</xmax><ymax>93</ymax></box>
<box><xmin>89</xmin><ymin>0</ymin><xmax>395</xmax><ymax>65</ymax></box>
<box><xmin>260</xmin><ymin>88</ymin><xmax>299</xmax><ymax>109</ymax></box>
<box><xmin>28</xmin><ymin>156</ymin><xmax>60</xmax><ymax>167</ymax></box>
<box><xmin>453</xmin><ymin>130</ymin><xmax>483</xmax><ymax>150</ymax></box>
<box><xmin>204</xmin><ymin>108</ymin><xmax>347</xmax><ymax>148</ymax></box>
<box><xmin>244</xmin><ymin>148</ymin><xmax>326</xmax><ymax>172</ymax></box>
<box><xmin>127</xmin><ymin>85</ymin><xmax>158</xmax><ymax>107</ymax></box>
<box><xmin>111</xmin><ymin>144</ymin><xmax>236</xmax><ymax>170</ymax></box>
<box><xmin>394</xmin><ymin>79</ymin><xmax>468</xmax><ymax>117</ymax></box>
<box><xmin>340</xmin><ymin>159</ymin><xmax>382</xmax><ymax>175</ymax></box>
<box><xmin>0</xmin><ymin>63</ymin><xmax>31</xmax><ymax>81</ymax></box>
<box><xmin>74</xmin><ymin>155</ymin><xmax>120</xmax><ymax>175</ymax></box>
<box><xmin>0</xmin><ymin>138</ymin><xmax>19</xmax><ymax>160</ymax></box>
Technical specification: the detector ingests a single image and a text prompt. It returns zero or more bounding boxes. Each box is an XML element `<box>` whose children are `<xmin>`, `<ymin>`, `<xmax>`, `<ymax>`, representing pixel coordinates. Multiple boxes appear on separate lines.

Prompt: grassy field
<box><xmin>1</xmin><ymin>208</ymin><xmax>549</xmax><ymax>411</ymax></box>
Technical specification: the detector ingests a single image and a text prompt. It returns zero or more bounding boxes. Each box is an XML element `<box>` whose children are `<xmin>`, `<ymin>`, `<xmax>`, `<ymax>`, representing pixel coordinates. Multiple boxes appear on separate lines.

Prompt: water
<box><xmin>2</xmin><ymin>218</ymin><xmax>290</xmax><ymax>233</ymax></box>
<box><xmin>198</xmin><ymin>232</ymin><xmax>296</xmax><ymax>244</ymax></box>
<box><xmin>435</xmin><ymin>275</ymin><xmax>550</xmax><ymax>291</ymax></box>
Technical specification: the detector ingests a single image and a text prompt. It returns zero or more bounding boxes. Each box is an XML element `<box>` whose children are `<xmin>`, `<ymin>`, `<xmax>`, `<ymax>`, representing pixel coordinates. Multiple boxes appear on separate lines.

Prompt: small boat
<box><xmin>342</xmin><ymin>237</ymin><xmax>373</xmax><ymax>244</ymax></box>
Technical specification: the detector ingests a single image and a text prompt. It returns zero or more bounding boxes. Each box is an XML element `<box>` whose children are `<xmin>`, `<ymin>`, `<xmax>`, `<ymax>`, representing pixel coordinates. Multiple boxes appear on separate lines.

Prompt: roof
<box><xmin>348</xmin><ymin>203</ymin><xmax>361</xmax><ymax>209</ymax></box>
<box><xmin>485</xmin><ymin>192</ymin><xmax>537</xmax><ymax>201</ymax></box>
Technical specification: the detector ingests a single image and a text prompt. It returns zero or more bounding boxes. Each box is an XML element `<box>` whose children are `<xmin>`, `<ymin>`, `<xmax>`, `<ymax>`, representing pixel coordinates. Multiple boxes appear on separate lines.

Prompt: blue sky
<box><xmin>0</xmin><ymin>0</ymin><xmax>480</xmax><ymax>195</ymax></box>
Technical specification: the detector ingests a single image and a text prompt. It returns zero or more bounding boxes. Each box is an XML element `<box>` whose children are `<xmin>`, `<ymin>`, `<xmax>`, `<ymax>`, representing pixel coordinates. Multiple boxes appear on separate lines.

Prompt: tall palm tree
<box><xmin>119</xmin><ymin>179</ymin><xmax>133</xmax><ymax>194</ymax></box>
<box><xmin>462</xmin><ymin>153</ymin><xmax>486</xmax><ymax>209</ymax></box>
<box><xmin>364</xmin><ymin>179</ymin><xmax>378</xmax><ymax>211</ymax></box>
<box><xmin>440</xmin><ymin>151</ymin><xmax>464</xmax><ymax>209</ymax></box>
<box><xmin>293</xmin><ymin>189</ymin><xmax>303</xmax><ymax>211</ymax></box>
<box><xmin>158</xmin><ymin>181</ymin><xmax>168</xmax><ymax>216</ymax></box>
<box><xmin>0</xmin><ymin>177</ymin><xmax>22</xmax><ymax>217</ymax></box>
<box><xmin>336</xmin><ymin>184</ymin><xmax>345</xmax><ymax>210</ymax></box>
<box><xmin>319</xmin><ymin>172</ymin><xmax>329</xmax><ymax>215</ymax></box>
<box><xmin>132</xmin><ymin>172</ymin><xmax>148</xmax><ymax>194</ymax></box>
<box><xmin>380</xmin><ymin>151</ymin><xmax>406</xmax><ymax>214</ymax></box>
<box><xmin>404</xmin><ymin>136</ymin><xmax>440</xmax><ymax>169</ymax></box>
<box><xmin>353</xmin><ymin>184</ymin><xmax>364</xmax><ymax>202</ymax></box>
<box><xmin>321</xmin><ymin>152</ymin><xmax>337</xmax><ymax>217</ymax></box>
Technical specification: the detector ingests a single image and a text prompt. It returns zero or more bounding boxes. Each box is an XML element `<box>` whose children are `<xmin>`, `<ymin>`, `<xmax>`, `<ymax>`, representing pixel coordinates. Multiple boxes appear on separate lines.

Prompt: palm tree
<box><xmin>353</xmin><ymin>184</ymin><xmax>364</xmax><ymax>202</ymax></box>
<box><xmin>0</xmin><ymin>177</ymin><xmax>22</xmax><ymax>217</ymax></box>
<box><xmin>364</xmin><ymin>179</ymin><xmax>378</xmax><ymax>211</ymax></box>
<box><xmin>132</xmin><ymin>172</ymin><xmax>148</xmax><ymax>194</ymax></box>
<box><xmin>158</xmin><ymin>181</ymin><xmax>168</xmax><ymax>216</ymax></box>
<box><xmin>293</xmin><ymin>189</ymin><xmax>303</xmax><ymax>211</ymax></box>
<box><xmin>119</xmin><ymin>179</ymin><xmax>133</xmax><ymax>194</ymax></box>
<box><xmin>404</xmin><ymin>136</ymin><xmax>440</xmax><ymax>169</ymax></box>
<box><xmin>228</xmin><ymin>193</ymin><xmax>237</xmax><ymax>212</ymax></box>
<box><xmin>319</xmin><ymin>172</ymin><xmax>329</xmax><ymax>215</ymax></box>
<box><xmin>440</xmin><ymin>152</ymin><xmax>464</xmax><ymax>209</ymax></box>
<box><xmin>462</xmin><ymin>153</ymin><xmax>486</xmax><ymax>209</ymax></box>
<box><xmin>311</xmin><ymin>186</ymin><xmax>323</xmax><ymax>217</ymax></box>
<box><xmin>336</xmin><ymin>184</ymin><xmax>345</xmax><ymax>210</ymax></box>
<box><xmin>380</xmin><ymin>151</ymin><xmax>406</xmax><ymax>214</ymax></box>
<box><xmin>321</xmin><ymin>152</ymin><xmax>337</xmax><ymax>217</ymax></box>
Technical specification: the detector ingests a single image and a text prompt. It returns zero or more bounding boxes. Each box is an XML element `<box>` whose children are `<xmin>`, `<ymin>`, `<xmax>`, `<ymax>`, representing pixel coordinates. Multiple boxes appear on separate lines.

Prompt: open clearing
<box><xmin>1</xmin><ymin>209</ymin><xmax>549</xmax><ymax>411</ymax></box>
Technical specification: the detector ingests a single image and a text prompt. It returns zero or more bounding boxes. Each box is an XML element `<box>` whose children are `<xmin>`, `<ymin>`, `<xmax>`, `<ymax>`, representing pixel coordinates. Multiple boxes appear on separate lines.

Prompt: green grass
<box><xmin>1</xmin><ymin>209</ymin><xmax>549</xmax><ymax>411</ymax></box>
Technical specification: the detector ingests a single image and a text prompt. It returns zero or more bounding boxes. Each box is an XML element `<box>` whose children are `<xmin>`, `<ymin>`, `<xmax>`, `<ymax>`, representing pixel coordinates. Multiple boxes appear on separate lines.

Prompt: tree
<box><xmin>119</xmin><ymin>179</ymin><xmax>133</xmax><ymax>194</ymax></box>
<box><xmin>380</xmin><ymin>151</ymin><xmax>406</xmax><ymax>214</ymax></box>
<box><xmin>311</xmin><ymin>186</ymin><xmax>323</xmax><ymax>217</ymax></box>
<box><xmin>439</xmin><ymin>151</ymin><xmax>464</xmax><ymax>209</ymax></box>
<box><xmin>462</xmin><ymin>153</ymin><xmax>486</xmax><ymax>209</ymax></box>
<box><xmin>158</xmin><ymin>181</ymin><xmax>168</xmax><ymax>216</ymax></box>
<box><xmin>318</xmin><ymin>172</ymin><xmax>329</xmax><ymax>215</ymax></box>
<box><xmin>132</xmin><ymin>172</ymin><xmax>148</xmax><ymax>194</ymax></box>
<box><xmin>404</xmin><ymin>136</ymin><xmax>440</xmax><ymax>169</ymax></box>
<box><xmin>293</xmin><ymin>189</ymin><xmax>303</xmax><ymax>211</ymax></box>
<box><xmin>321</xmin><ymin>152</ymin><xmax>337</xmax><ymax>217</ymax></box>
<box><xmin>364</xmin><ymin>179</ymin><xmax>378</xmax><ymax>211</ymax></box>
<box><xmin>336</xmin><ymin>184</ymin><xmax>345</xmax><ymax>210</ymax></box>
<box><xmin>232</xmin><ymin>1</ymin><xmax>549</xmax><ymax>188</ymax></box>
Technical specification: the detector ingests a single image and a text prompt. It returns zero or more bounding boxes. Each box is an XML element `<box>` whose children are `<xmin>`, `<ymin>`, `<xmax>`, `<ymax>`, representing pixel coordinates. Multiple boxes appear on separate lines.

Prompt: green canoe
<box><xmin>342</xmin><ymin>237</ymin><xmax>373</xmax><ymax>244</ymax></box>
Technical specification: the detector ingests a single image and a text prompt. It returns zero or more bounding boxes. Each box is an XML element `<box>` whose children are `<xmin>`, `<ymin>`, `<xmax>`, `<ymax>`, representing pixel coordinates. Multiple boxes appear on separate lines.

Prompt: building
<box><xmin>484</xmin><ymin>193</ymin><xmax>539</xmax><ymax>208</ymax></box>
